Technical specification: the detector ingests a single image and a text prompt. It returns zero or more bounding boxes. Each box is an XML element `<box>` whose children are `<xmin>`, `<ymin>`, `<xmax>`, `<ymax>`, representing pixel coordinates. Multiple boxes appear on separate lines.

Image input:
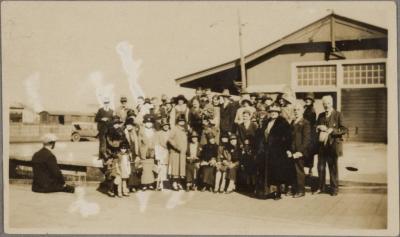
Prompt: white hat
<box><xmin>42</xmin><ymin>133</ymin><xmax>57</xmax><ymax>144</ymax></box>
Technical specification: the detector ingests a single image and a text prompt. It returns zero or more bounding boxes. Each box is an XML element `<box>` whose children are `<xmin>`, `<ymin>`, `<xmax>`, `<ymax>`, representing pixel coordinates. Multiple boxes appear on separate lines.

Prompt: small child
<box><xmin>226</xmin><ymin>134</ymin><xmax>240</xmax><ymax>193</ymax></box>
<box><xmin>242</xmin><ymin>138</ymin><xmax>256</xmax><ymax>193</ymax></box>
<box><xmin>155</xmin><ymin>118</ymin><xmax>171</xmax><ymax>191</ymax></box>
<box><xmin>186</xmin><ymin>131</ymin><xmax>201</xmax><ymax>191</ymax></box>
<box><xmin>199</xmin><ymin>133</ymin><xmax>218</xmax><ymax>192</ymax></box>
<box><xmin>114</xmin><ymin>143</ymin><xmax>131</xmax><ymax>197</ymax></box>
<box><xmin>214</xmin><ymin>132</ymin><xmax>230</xmax><ymax>193</ymax></box>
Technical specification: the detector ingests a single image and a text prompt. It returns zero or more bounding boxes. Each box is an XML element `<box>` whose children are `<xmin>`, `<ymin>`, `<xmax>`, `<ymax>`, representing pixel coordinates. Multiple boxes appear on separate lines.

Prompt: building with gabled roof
<box><xmin>175</xmin><ymin>13</ymin><xmax>387</xmax><ymax>142</ymax></box>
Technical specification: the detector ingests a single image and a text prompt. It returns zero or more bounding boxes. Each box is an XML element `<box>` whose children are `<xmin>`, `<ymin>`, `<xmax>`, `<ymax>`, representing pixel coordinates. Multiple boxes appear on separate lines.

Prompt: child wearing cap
<box><xmin>199</xmin><ymin>133</ymin><xmax>218</xmax><ymax>192</ymax></box>
<box><xmin>214</xmin><ymin>132</ymin><xmax>230</xmax><ymax>193</ymax></box>
<box><xmin>155</xmin><ymin>118</ymin><xmax>170</xmax><ymax>191</ymax></box>
<box><xmin>186</xmin><ymin>131</ymin><xmax>201</xmax><ymax>191</ymax></box>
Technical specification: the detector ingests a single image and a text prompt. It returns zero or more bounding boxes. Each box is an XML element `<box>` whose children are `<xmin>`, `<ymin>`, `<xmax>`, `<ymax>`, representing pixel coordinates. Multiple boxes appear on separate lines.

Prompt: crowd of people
<box><xmin>95</xmin><ymin>87</ymin><xmax>347</xmax><ymax>200</ymax></box>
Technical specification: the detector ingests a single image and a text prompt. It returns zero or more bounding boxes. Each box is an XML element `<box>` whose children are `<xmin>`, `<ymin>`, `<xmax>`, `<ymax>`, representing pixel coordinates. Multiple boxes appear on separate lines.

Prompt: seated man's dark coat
<box><xmin>31</xmin><ymin>147</ymin><xmax>66</xmax><ymax>193</ymax></box>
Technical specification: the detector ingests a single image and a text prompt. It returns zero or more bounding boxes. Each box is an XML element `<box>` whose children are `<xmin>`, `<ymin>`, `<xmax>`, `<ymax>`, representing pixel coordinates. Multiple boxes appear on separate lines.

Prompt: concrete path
<box><xmin>7</xmin><ymin>183</ymin><xmax>386</xmax><ymax>235</ymax></box>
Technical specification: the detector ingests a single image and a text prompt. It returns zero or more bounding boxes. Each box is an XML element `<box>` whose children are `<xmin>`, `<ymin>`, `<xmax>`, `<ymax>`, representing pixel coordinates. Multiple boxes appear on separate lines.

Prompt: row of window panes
<box><xmin>343</xmin><ymin>63</ymin><xmax>385</xmax><ymax>85</ymax></box>
<box><xmin>296</xmin><ymin>63</ymin><xmax>385</xmax><ymax>86</ymax></box>
<box><xmin>297</xmin><ymin>65</ymin><xmax>336</xmax><ymax>86</ymax></box>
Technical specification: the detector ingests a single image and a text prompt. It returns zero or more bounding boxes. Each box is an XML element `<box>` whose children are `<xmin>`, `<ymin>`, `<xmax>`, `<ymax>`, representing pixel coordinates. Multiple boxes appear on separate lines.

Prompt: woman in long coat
<box><xmin>138</xmin><ymin>114</ymin><xmax>157</xmax><ymax>190</ymax></box>
<box><xmin>167</xmin><ymin>115</ymin><xmax>188</xmax><ymax>190</ymax></box>
<box><xmin>256</xmin><ymin>105</ymin><xmax>292</xmax><ymax>200</ymax></box>
<box><xmin>303</xmin><ymin>92</ymin><xmax>317</xmax><ymax>175</ymax></box>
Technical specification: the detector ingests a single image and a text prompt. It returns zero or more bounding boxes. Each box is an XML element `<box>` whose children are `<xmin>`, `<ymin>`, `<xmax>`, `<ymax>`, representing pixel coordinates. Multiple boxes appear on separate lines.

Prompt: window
<box><xmin>343</xmin><ymin>63</ymin><xmax>385</xmax><ymax>86</ymax></box>
<box><xmin>296</xmin><ymin>65</ymin><xmax>336</xmax><ymax>86</ymax></box>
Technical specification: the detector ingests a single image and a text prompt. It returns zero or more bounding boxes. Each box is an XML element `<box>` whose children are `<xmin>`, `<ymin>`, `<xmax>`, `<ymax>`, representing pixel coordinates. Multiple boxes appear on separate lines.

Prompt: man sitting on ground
<box><xmin>31</xmin><ymin>133</ymin><xmax>75</xmax><ymax>193</ymax></box>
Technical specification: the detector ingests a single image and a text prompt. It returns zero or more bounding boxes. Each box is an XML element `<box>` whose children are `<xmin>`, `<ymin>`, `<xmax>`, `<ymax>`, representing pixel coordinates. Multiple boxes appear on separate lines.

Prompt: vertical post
<box><xmin>237</xmin><ymin>11</ymin><xmax>247</xmax><ymax>90</ymax></box>
<box><xmin>330</xmin><ymin>12</ymin><xmax>335</xmax><ymax>52</ymax></box>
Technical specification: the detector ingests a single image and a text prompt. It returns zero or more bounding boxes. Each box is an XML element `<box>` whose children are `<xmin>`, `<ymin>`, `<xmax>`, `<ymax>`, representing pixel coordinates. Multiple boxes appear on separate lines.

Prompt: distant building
<box><xmin>9</xmin><ymin>103</ymin><xmax>39</xmax><ymax>124</ymax></box>
<box><xmin>39</xmin><ymin>111</ymin><xmax>95</xmax><ymax>125</ymax></box>
<box><xmin>175</xmin><ymin>13</ymin><xmax>387</xmax><ymax>143</ymax></box>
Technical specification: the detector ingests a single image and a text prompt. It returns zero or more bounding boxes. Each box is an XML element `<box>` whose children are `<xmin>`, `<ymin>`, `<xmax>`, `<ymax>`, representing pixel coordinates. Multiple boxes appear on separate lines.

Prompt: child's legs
<box><xmin>214</xmin><ymin>170</ymin><xmax>222</xmax><ymax>190</ymax></box>
<box><xmin>122</xmin><ymin>179</ymin><xmax>128</xmax><ymax>194</ymax></box>
<box><xmin>220</xmin><ymin>172</ymin><xmax>226</xmax><ymax>191</ymax></box>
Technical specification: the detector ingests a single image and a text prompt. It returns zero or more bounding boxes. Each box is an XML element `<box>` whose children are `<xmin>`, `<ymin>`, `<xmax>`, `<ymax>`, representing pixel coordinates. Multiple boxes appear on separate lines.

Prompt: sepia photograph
<box><xmin>2</xmin><ymin>1</ymin><xmax>399</xmax><ymax>235</ymax></box>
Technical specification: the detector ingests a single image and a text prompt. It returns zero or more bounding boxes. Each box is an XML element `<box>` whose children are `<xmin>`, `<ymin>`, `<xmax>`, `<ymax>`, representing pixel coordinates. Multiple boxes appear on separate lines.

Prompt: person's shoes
<box><xmin>201</xmin><ymin>187</ymin><xmax>206</xmax><ymax>192</ymax></box>
<box><xmin>286</xmin><ymin>190</ymin><xmax>294</xmax><ymax>197</ymax></box>
<box><xmin>315</xmin><ymin>189</ymin><xmax>325</xmax><ymax>194</ymax></box>
<box><xmin>219</xmin><ymin>190</ymin><xmax>224</xmax><ymax>194</ymax></box>
<box><xmin>213</xmin><ymin>189</ymin><xmax>219</xmax><ymax>194</ymax></box>
<box><xmin>293</xmin><ymin>192</ymin><xmax>305</xmax><ymax>198</ymax></box>
<box><xmin>117</xmin><ymin>194</ymin><xmax>123</xmax><ymax>198</ymax></box>
<box><xmin>177</xmin><ymin>183</ymin><xmax>183</xmax><ymax>190</ymax></box>
<box><xmin>142</xmin><ymin>187</ymin><xmax>147</xmax><ymax>192</ymax></box>
<box><xmin>273</xmin><ymin>192</ymin><xmax>282</xmax><ymax>200</ymax></box>
<box><xmin>123</xmin><ymin>193</ymin><xmax>130</xmax><ymax>197</ymax></box>
<box><xmin>331</xmin><ymin>191</ymin><xmax>338</xmax><ymax>196</ymax></box>
<box><xmin>107</xmin><ymin>191</ymin><xmax>115</xmax><ymax>197</ymax></box>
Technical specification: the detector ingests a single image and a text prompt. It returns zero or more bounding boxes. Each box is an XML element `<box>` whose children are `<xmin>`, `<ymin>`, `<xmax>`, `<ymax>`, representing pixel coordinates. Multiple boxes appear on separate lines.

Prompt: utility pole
<box><xmin>237</xmin><ymin>10</ymin><xmax>247</xmax><ymax>91</ymax></box>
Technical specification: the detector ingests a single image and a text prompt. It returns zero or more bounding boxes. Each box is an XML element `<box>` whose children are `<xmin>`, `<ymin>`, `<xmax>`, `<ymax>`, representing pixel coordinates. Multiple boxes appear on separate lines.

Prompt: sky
<box><xmin>2</xmin><ymin>1</ymin><xmax>395</xmax><ymax>112</ymax></box>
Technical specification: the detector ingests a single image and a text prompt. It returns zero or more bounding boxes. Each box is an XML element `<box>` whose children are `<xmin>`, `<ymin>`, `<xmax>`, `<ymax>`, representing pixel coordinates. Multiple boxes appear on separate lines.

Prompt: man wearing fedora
<box><xmin>316</xmin><ymin>95</ymin><xmax>347</xmax><ymax>196</ymax></box>
<box><xmin>116</xmin><ymin>96</ymin><xmax>130</xmax><ymax>123</ymax></box>
<box><xmin>95</xmin><ymin>97</ymin><xmax>114</xmax><ymax>161</ymax></box>
<box><xmin>219</xmin><ymin>89</ymin><xmax>239</xmax><ymax>136</ymax></box>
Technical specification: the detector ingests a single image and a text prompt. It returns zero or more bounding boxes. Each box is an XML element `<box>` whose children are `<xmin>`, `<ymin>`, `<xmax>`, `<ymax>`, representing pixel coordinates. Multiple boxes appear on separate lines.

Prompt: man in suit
<box><xmin>316</xmin><ymin>95</ymin><xmax>347</xmax><ymax>196</ymax></box>
<box><xmin>95</xmin><ymin>97</ymin><xmax>114</xmax><ymax>161</ymax></box>
<box><xmin>287</xmin><ymin>102</ymin><xmax>311</xmax><ymax>198</ymax></box>
<box><xmin>219</xmin><ymin>89</ymin><xmax>239</xmax><ymax>135</ymax></box>
<box><xmin>31</xmin><ymin>134</ymin><xmax>75</xmax><ymax>193</ymax></box>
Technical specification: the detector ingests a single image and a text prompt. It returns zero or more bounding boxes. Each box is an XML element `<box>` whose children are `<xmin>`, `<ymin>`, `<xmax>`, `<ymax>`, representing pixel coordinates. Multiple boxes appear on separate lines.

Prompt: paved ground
<box><xmin>7</xmin><ymin>142</ymin><xmax>389</xmax><ymax>234</ymax></box>
<box><xmin>7</xmin><ymin>183</ymin><xmax>386</xmax><ymax>235</ymax></box>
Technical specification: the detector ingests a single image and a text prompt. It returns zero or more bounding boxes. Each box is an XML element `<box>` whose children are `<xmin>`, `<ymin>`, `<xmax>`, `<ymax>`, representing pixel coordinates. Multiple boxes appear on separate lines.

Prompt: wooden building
<box><xmin>175</xmin><ymin>13</ymin><xmax>387</xmax><ymax>143</ymax></box>
<box><xmin>9</xmin><ymin>103</ymin><xmax>39</xmax><ymax>124</ymax></box>
<box><xmin>39</xmin><ymin>111</ymin><xmax>95</xmax><ymax>125</ymax></box>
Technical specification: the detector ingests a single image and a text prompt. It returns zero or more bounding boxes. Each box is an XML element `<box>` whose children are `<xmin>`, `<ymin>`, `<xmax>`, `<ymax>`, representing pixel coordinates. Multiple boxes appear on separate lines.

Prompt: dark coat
<box><xmin>290</xmin><ymin>118</ymin><xmax>311</xmax><ymax>158</ymax></box>
<box><xmin>259</xmin><ymin>116</ymin><xmax>292</xmax><ymax>185</ymax></box>
<box><xmin>316</xmin><ymin>110</ymin><xmax>347</xmax><ymax>157</ymax></box>
<box><xmin>31</xmin><ymin>148</ymin><xmax>65</xmax><ymax>193</ymax></box>
<box><xmin>188</xmin><ymin>108</ymin><xmax>203</xmax><ymax>136</ymax></box>
<box><xmin>95</xmin><ymin>108</ymin><xmax>114</xmax><ymax>134</ymax></box>
<box><xmin>219</xmin><ymin>102</ymin><xmax>239</xmax><ymax>133</ymax></box>
<box><xmin>237</xmin><ymin>121</ymin><xmax>258</xmax><ymax>149</ymax></box>
<box><xmin>303</xmin><ymin>105</ymin><xmax>317</xmax><ymax>127</ymax></box>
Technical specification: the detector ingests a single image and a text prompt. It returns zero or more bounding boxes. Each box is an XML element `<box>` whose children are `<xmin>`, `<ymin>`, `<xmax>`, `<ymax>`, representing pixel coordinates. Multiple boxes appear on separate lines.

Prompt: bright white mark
<box><xmin>135</xmin><ymin>191</ymin><xmax>152</xmax><ymax>213</ymax></box>
<box><xmin>24</xmin><ymin>72</ymin><xmax>44</xmax><ymax>113</ymax></box>
<box><xmin>116</xmin><ymin>41</ymin><xmax>145</xmax><ymax>103</ymax></box>
<box><xmin>165</xmin><ymin>190</ymin><xmax>186</xmax><ymax>209</ymax></box>
<box><xmin>68</xmin><ymin>186</ymin><xmax>100</xmax><ymax>218</ymax></box>
<box><xmin>89</xmin><ymin>71</ymin><xmax>116</xmax><ymax>110</ymax></box>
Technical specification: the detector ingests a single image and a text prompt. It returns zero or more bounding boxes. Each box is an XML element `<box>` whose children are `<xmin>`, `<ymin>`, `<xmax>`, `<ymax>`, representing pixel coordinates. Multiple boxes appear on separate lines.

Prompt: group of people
<box><xmin>95</xmin><ymin>87</ymin><xmax>347</xmax><ymax>200</ymax></box>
